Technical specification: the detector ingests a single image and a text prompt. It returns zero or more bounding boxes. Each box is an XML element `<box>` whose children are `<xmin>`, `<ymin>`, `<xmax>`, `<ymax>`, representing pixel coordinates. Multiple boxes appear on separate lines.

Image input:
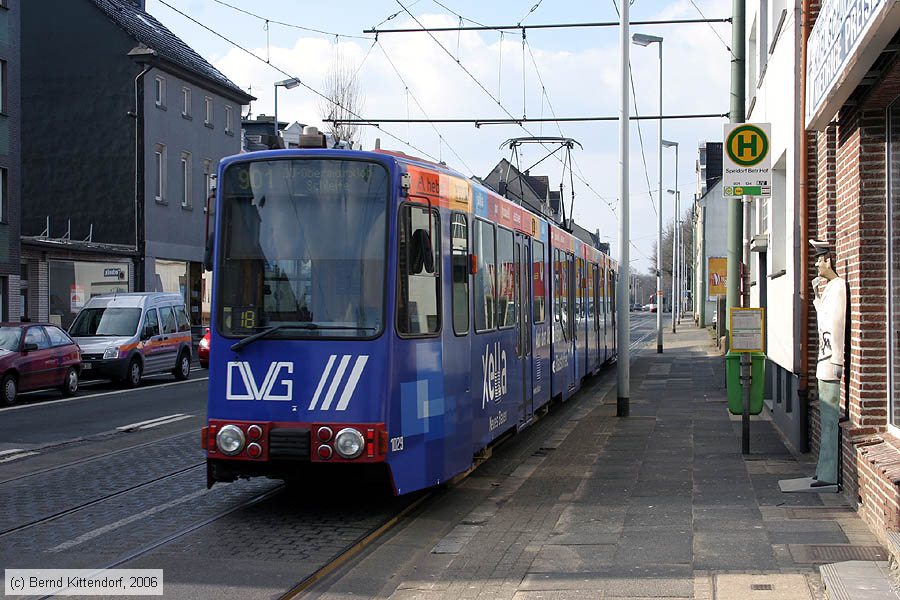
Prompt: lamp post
<box><xmin>274</xmin><ymin>77</ymin><xmax>301</xmax><ymax>144</ymax></box>
<box><xmin>632</xmin><ymin>33</ymin><xmax>664</xmax><ymax>352</ymax></box>
<box><xmin>662</xmin><ymin>139</ymin><xmax>678</xmax><ymax>333</ymax></box>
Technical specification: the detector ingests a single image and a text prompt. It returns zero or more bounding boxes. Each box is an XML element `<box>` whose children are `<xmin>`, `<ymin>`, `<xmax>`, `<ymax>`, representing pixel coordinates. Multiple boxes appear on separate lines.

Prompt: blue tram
<box><xmin>202</xmin><ymin>145</ymin><xmax>618</xmax><ymax>495</ymax></box>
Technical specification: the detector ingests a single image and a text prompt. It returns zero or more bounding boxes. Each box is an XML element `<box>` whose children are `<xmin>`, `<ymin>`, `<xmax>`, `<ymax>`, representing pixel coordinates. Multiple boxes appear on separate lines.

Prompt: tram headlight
<box><xmin>216</xmin><ymin>425</ymin><xmax>246</xmax><ymax>456</ymax></box>
<box><xmin>334</xmin><ymin>428</ymin><xmax>365</xmax><ymax>459</ymax></box>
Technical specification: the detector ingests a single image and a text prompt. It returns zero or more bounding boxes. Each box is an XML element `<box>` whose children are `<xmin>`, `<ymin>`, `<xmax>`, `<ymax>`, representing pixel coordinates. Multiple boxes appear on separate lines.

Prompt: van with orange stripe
<box><xmin>68</xmin><ymin>292</ymin><xmax>193</xmax><ymax>388</ymax></box>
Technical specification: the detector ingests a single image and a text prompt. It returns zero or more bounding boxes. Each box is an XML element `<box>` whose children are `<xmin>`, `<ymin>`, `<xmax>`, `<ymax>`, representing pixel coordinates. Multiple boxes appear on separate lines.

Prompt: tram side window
<box><xmin>593</xmin><ymin>264</ymin><xmax>600</xmax><ymax>330</ymax></box>
<box><xmin>496</xmin><ymin>227</ymin><xmax>515</xmax><ymax>329</ymax></box>
<box><xmin>451</xmin><ymin>213</ymin><xmax>469</xmax><ymax>335</ymax></box>
<box><xmin>398</xmin><ymin>204</ymin><xmax>441</xmax><ymax>335</ymax></box>
<box><xmin>474</xmin><ymin>220</ymin><xmax>496</xmax><ymax>332</ymax></box>
<box><xmin>532</xmin><ymin>240</ymin><xmax>545</xmax><ymax>323</ymax></box>
<box><xmin>576</xmin><ymin>258</ymin><xmax>584</xmax><ymax>323</ymax></box>
<box><xmin>554</xmin><ymin>249</ymin><xmax>568</xmax><ymax>333</ymax></box>
<box><xmin>585</xmin><ymin>261</ymin><xmax>593</xmax><ymax>323</ymax></box>
<box><xmin>609</xmin><ymin>270</ymin><xmax>616</xmax><ymax>325</ymax></box>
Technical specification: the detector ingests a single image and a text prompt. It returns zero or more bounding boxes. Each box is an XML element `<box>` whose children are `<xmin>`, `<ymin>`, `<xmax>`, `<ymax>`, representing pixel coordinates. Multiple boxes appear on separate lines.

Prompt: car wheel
<box><xmin>1</xmin><ymin>373</ymin><xmax>16</xmax><ymax>406</ymax></box>
<box><xmin>60</xmin><ymin>367</ymin><xmax>79</xmax><ymax>397</ymax></box>
<box><xmin>122</xmin><ymin>358</ymin><xmax>142</xmax><ymax>389</ymax></box>
<box><xmin>173</xmin><ymin>351</ymin><xmax>191</xmax><ymax>381</ymax></box>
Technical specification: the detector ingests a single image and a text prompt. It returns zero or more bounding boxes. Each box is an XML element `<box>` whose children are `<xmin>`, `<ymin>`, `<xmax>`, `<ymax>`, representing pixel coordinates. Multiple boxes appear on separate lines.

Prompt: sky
<box><xmin>146</xmin><ymin>0</ymin><xmax>734</xmax><ymax>273</ymax></box>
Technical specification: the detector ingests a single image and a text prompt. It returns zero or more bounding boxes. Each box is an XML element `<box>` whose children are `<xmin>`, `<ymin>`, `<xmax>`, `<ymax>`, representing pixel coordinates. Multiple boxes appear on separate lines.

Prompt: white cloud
<box><xmin>174</xmin><ymin>2</ymin><xmax>733</xmax><ymax>273</ymax></box>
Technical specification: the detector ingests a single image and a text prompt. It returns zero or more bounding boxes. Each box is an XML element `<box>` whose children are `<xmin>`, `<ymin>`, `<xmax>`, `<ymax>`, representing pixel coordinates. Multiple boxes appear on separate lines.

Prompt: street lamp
<box><xmin>274</xmin><ymin>77</ymin><xmax>301</xmax><ymax>144</ymax></box>
<box><xmin>663</xmin><ymin>139</ymin><xmax>678</xmax><ymax>332</ymax></box>
<box><xmin>632</xmin><ymin>32</ymin><xmax>664</xmax><ymax>352</ymax></box>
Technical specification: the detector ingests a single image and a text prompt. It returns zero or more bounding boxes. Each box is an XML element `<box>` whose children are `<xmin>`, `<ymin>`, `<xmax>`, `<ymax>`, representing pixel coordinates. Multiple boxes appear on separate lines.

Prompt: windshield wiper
<box><xmin>230</xmin><ymin>323</ymin><xmax>376</xmax><ymax>352</ymax></box>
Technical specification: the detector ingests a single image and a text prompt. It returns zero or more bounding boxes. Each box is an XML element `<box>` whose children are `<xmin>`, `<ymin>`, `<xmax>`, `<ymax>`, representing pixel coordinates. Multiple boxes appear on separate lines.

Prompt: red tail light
<box><xmin>317</xmin><ymin>426</ymin><xmax>334</xmax><ymax>442</ymax></box>
<box><xmin>246</xmin><ymin>443</ymin><xmax>262</xmax><ymax>458</ymax></box>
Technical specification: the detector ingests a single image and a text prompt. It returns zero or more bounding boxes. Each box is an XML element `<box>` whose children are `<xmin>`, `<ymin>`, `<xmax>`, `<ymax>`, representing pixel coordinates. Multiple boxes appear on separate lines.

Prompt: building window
<box><xmin>203</xmin><ymin>159</ymin><xmax>214</xmax><ymax>213</ymax></box>
<box><xmin>155</xmin><ymin>76</ymin><xmax>166</xmax><ymax>108</ymax></box>
<box><xmin>0</xmin><ymin>168</ymin><xmax>7</xmax><ymax>222</ymax></box>
<box><xmin>225</xmin><ymin>105</ymin><xmax>233</xmax><ymax>134</ymax></box>
<box><xmin>154</xmin><ymin>143</ymin><xmax>166</xmax><ymax>203</ymax></box>
<box><xmin>49</xmin><ymin>260</ymin><xmax>130</xmax><ymax>329</ymax></box>
<box><xmin>182</xmin><ymin>87</ymin><xmax>191</xmax><ymax>118</ymax></box>
<box><xmin>888</xmin><ymin>98</ymin><xmax>900</xmax><ymax>427</ymax></box>
<box><xmin>0</xmin><ymin>60</ymin><xmax>6</xmax><ymax>114</ymax></box>
<box><xmin>204</xmin><ymin>97</ymin><xmax>213</xmax><ymax>126</ymax></box>
<box><xmin>180</xmin><ymin>152</ymin><xmax>191</xmax><ymax>209</ymax></box>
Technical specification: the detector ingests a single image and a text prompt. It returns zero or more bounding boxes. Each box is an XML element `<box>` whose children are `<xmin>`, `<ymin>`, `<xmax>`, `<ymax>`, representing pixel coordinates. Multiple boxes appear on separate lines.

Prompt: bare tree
<box><xmin>318</xmin><ymin>49</ymin><xmax>364</xmax><ymax>148</ymax></box>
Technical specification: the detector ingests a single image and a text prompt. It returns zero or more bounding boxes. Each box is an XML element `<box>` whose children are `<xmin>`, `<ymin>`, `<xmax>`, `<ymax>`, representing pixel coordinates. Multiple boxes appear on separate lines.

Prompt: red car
<box><xmin>198</xmin><ymin>327</ymin><xmax>210</xmax><ymax>368</ymax></box>
<box><xmin>0</xmin><ymin>323</ymin><xmax>81</xmax><ymax>405</ymax></box>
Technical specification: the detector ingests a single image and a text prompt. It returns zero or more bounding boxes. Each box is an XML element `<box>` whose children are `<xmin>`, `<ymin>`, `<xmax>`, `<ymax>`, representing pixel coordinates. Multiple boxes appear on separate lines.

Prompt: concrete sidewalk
<box><xmin>309</xmin><ymin>321</ymin><xmax>897</xmax><ymax>600</ymax></box>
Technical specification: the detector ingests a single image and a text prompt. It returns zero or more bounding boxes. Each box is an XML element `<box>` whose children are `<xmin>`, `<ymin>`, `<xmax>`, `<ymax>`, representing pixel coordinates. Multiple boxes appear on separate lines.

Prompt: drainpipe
<box><xmin>798</xmin><ymin>0</ymin><xmax>811</xmax><ymax>451</ymax></box>
<box><xmin>127</xmin><ymin>49</ymin><xmax>156</xmax><ymax>291</ymax></box>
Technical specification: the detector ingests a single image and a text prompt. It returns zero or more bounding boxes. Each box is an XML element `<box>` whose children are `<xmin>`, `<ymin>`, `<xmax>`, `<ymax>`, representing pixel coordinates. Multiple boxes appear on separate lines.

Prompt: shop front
<box><xmin>21</xmin><ymin>239</ymin><xmax>136</xmax><ymax>329</ymax></box>
<box><xmin>49</xmin><ymin>260</ymin><xmax>131</xmax><ymax>329</ymax></box>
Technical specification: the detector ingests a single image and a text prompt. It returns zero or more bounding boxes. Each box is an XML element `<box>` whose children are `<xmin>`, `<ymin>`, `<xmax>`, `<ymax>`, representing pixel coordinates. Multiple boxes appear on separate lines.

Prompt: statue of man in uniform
<box><xmin>810</xmin><ymin>239</ymin><xmax>846</xmax><ymax>488</ymax></box>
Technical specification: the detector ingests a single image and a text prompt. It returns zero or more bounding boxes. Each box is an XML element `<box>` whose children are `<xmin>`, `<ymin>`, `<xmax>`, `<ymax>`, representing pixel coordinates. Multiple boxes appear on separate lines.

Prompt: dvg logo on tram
<box><xmin>482</xmin><ymin>342</ymin><xmax>507</xmax><ymax>408</ymax></box>
<box><xmin>226</xmin><ymin>361</ymin><xmax>294</xmax><ymax>401</ymax></box>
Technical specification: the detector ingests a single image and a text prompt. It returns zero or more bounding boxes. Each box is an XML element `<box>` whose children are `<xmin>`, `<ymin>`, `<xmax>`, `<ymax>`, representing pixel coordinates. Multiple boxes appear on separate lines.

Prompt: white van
<box><xmin>69</xmin><ymin>292</ymin><xmax>193</xmax><ymax>387</ymax></box>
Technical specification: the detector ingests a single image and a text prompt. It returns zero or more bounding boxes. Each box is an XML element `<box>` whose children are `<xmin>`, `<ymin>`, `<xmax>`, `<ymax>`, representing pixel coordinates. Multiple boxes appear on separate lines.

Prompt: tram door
<box><xmin>515</xmin><ymin>234</ymin><xmax>534</xmax><ymax>424</ymax></box>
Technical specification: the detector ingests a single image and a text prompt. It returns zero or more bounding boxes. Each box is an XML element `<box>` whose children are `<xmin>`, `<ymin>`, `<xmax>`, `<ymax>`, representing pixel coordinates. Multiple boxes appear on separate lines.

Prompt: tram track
<box><xmin>277</xmin><ymin>490</ymin><xmax>433</xmax><ymax>600</ymax></box>
<box><xmin>0</xmin><ymin>429</ymin><xmax>196</xmax><ymax>486</ymax></box>
<box><xmin>33</xmin><ymin>483</ymin><xmax>286</xmax><ymax>600</ymax></box>
<box><xmin>0</xmin><ymin>462</ymin><xmax>205</xmax><ymax>538</ymax></box>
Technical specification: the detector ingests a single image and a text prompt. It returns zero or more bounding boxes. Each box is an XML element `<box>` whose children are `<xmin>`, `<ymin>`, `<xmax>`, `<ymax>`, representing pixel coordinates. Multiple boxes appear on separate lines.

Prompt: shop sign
<box><xmin>103</xmin><ymin>268</ymin><xmax>123</xmax><ymax>278</ymax></box>
<box><xmin>805</xmin><ymin>0</ymin><xmax>896</xmax><ymax>129</ymax></box>
<box><xmin>70</xmin><ymin>285</ymin><xmax>85</xmax><ymax>310</ymax></box>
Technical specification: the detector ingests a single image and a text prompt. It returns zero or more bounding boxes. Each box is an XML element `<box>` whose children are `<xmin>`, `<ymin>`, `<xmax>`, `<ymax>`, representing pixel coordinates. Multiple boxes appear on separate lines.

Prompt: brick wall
<box><xmin>821</xmin><ymin>52</ymin><xmax>900</xmax><ymax>538</ymax></box>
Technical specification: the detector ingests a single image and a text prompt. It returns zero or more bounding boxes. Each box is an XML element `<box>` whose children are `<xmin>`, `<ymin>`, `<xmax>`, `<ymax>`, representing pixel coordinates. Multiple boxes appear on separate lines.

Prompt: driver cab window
<box><xmin>143</xmin><ymin>309</ymin><xmax>160</xmax><ymax>338</ymax></box>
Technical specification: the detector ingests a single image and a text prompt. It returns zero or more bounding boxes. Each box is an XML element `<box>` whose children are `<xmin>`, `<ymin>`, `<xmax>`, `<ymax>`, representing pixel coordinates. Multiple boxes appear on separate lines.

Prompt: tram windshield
<box><xmin>217</xmin><ymin>158</ymin><xmax>389</xmax><ymax>339</ymax></box>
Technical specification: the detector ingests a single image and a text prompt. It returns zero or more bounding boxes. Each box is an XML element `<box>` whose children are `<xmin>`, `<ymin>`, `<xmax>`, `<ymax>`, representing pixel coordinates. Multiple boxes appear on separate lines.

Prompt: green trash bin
<box><xmin>726</xmin><ymin>351</ymin><xmax>766</xmax><ymax>415</ymax></box>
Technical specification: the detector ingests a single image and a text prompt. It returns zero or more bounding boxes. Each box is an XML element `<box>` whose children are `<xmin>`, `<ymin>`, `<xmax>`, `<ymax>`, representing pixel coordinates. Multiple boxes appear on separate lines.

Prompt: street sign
<box><xmin>729</xmin><ymin>307</ymin><xmax>765</xmax><ymax>353</ymax></box>
<box><xmin>723</xmin><ymin>123</ymin><xmax>771</xmax><ymax>198</ymax></box>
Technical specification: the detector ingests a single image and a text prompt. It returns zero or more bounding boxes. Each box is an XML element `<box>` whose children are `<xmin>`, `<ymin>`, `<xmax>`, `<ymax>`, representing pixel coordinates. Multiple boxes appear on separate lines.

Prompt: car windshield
<box><xmin>217</xmin><ymin>158</ymin><xmax>388</xmax><ymax>340</ymax></box>
<box><xmin>69</xmin><ymin>307</ymin><xmax>142</xmax><ymax>337</ymax></box>
<box><xmin>0</xmin><ymin>327</ymin><xmax>21</xmax><ymax>351</ymax></box>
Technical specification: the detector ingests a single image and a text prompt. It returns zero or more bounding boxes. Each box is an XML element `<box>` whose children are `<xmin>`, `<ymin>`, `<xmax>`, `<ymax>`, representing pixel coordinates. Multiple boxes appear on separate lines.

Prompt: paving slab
<box><xmin>305</xmin><ymin>322</ymin><xmax>893</xmax><ymax>600</ymax></box>
<box><xmin>714</xmin><ymin>573</ymin><xmax>814</xmax><ymax>600</ymax></box>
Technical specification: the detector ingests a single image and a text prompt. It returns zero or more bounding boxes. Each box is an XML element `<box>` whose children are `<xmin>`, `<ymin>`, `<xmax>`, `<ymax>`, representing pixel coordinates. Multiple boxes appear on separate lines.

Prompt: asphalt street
<box><xmin>0</xmin><ymin>372</ymin><xmax>208</xmax><ymax>446</ymax></box>
<box><xmin>0</xmin><ymin>314</ymin><xmax>664</xmax><ymax>600</ymax></box>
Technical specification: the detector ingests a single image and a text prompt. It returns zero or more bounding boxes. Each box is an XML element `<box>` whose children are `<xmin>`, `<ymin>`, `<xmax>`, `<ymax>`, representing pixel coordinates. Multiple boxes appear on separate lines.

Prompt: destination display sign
<box><xmin>723</xmin><ymin>123</ymin><xmax>771</xmax><ymax>198</ymax></box>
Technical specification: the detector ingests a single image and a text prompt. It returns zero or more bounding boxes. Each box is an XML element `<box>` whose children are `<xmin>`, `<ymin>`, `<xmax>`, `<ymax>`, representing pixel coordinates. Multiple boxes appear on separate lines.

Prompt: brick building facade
<box><xmin>803</xmin><ymin>0</ymin><xmax>900</xmax><ymax>545</ymax></box>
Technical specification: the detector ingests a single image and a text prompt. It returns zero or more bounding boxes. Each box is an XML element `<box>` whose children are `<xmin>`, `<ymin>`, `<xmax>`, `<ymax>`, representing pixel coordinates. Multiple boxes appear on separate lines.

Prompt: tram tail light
<box><xmin>470</xmin><ymin>254</ymin><xmax>478</xmax><ymax>274</ymax></box>
<box><xmin>311</xmin><ymin>423</ymin><xmax>387</xmax><ymax>462</ymax></box>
